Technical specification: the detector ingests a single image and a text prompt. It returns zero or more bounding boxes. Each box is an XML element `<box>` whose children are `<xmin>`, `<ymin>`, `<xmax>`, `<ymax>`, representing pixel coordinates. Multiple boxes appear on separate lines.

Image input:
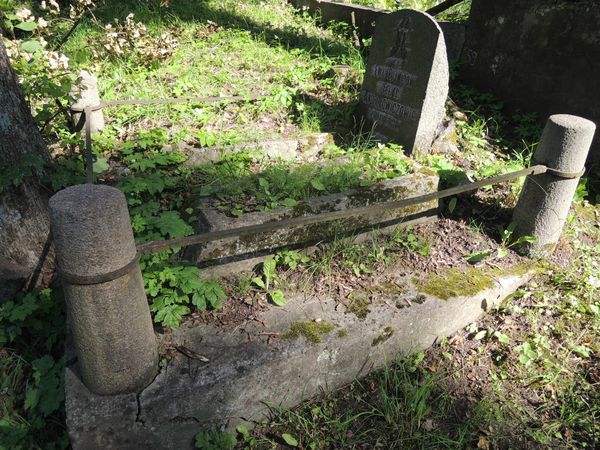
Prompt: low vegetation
<box><xmin>0</xmin><ymin>0</ymin><xmax>598</xmax><ymax>449</ymax></box>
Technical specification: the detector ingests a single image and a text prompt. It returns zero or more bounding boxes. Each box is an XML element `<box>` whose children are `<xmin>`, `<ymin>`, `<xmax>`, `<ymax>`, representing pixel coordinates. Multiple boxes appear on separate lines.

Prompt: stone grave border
<box><xmin>56</xmin><ymin>92</ymin><xmax>597</xmax><ymax>395</ymax></box>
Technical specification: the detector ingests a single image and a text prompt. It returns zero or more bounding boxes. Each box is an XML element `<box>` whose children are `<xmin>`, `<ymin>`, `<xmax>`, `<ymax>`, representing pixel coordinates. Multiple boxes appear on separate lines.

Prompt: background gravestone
<box><xmin>460</xmin><ymin>0</ymin><xmax>600</xmax><ymax>168</ymax></box>
<box><xmin>358</xmin><ymin>9</ymin><xmax>449</xmax><ymax>154</ymax></box>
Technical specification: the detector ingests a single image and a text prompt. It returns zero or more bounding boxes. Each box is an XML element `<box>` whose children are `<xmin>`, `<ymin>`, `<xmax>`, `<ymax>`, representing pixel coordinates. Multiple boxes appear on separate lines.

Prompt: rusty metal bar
<box><xmin>70</xmin><ymin>94</ymin><xmax>260</xmax><ymax>113</ymax></box>
<box><xmin>136</xmin><ymin>165</ymin><xmax>549</xmax><ymax>254</ymax></box>
<box><xmin>426</xmin><ymin>0</ymin><xmax>467</xmax><ymax>17</ymax></box>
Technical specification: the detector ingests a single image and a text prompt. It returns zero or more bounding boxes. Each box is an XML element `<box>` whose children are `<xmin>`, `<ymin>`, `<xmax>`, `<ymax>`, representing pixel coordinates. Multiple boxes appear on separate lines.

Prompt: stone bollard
<box><xmin>70</xmin><ymin>70</ymin><xmax>105</xmax><ymax>133</ymax></box>
<box><xmin>513</xmin><ymin>114</ymin><xmax>596</xmax><ymax>257</ymax></box>
<box><xmin>49</xmin><ymin>184</ymin><xmax>157</xmax><ymax>395</ymax></box>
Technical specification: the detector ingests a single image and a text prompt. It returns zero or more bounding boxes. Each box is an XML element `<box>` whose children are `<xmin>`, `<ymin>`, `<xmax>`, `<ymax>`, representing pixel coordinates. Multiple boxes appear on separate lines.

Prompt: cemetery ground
<box><xmin>1</xmin><ymin>0</ymin><xmax>598</xmax><ymax>448</ymax></box>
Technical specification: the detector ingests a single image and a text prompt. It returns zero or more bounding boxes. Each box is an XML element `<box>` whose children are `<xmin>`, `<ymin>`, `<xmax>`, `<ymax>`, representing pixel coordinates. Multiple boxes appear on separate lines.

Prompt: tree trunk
<box><xmin>0</xmin><ymin>39</ymin><xmax>54</xmax><ymax>300</ymax></box>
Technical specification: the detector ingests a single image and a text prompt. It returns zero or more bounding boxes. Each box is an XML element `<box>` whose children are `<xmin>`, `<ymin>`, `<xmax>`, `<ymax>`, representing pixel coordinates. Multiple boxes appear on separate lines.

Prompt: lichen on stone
<box><xmin>282</xmin><ymin>321</ymin><xmax>334</xmax><ymax>344</ymax></box>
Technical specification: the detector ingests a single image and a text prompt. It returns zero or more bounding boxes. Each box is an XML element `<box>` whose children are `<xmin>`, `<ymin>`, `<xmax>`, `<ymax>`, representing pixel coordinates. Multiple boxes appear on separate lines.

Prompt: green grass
<box><xmin>60</xmin><ymin>0</ymin><xmax>364</xmax><ymax>142</ymax></box>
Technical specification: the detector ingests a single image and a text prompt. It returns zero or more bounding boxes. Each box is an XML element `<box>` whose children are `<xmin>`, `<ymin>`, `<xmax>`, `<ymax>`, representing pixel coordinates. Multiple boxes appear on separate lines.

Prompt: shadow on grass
<box><xmin>251</xmin><ymin>355</ymin><xmax>530</xmax><ymax>449</ymax></box>
<box><xmin>84</xmin><ymin>0</ymin><xmax>361</xmax><ymax>61</ymax></box>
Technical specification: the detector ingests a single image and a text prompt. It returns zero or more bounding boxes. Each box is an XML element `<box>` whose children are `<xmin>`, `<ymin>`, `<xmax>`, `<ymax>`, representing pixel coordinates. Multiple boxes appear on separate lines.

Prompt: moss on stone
<box><xmin>490</xmin><ymin>261</ymin><xmax>541</xmax><ymax>278</ymax></box>
<box><xmin>395</xmin><ymin>298</ymin><xmax>408</xmax><ymax>309</ymax></box>
<box><xmin>346</xmin><ymin>293</ymin><xmax>371</xmax><ymax>320</ymax></box>
<box><xmin>414</xmin><ymin>267</ymin><xmax>495</xmax><ymax>300</ymax></box>
<box><xmin>414</xmin><ymin>262</ymin><xmax>539</xmax><ymax>301</ymax></box>
<box><xmin>337</xmin><ymin>328</ymin><xmax>348</xmax><ymax>338</ymax></box>
<box><xmin>282</xmin><ymin>321</ymin><xmax>334</xmax><ymax>344</ymax></box>
<box><xmin>372</xmin><ymin>326</ymin><xmax>394</xmax><ymax>346</ymax></box>
<box><xmin>416</xmin><ymin>166</ymin><xmax>438</xmax><ymax>177</ymax></box>
<box><xmin>346</xmin><ymin>184</ymin><xmax>410</xmax><ymax>207</ymax></box>
<box><xmin>413</xmin><ymin>294</ymin><xmax>427</xmax><ymax>304</ymax></box>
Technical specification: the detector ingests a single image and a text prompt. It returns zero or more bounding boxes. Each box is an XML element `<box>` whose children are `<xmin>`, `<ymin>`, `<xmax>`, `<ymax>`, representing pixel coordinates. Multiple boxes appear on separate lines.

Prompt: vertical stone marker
<box><xmin>358</xmin><ymin>9</ymin><xmax>449</xmax><ymax>154</ymax></box>
<box><xmin>70</xmin><ymin>70</ymin><xmax>104</xmax><ymax>133</ymax></box>
<box><xmin>513</xmin><ymin>114</ymin><xmax>596</xmax><ymax>257</ymax></box>
<box><xmin>50</xmin><ymin>184</ymin><xmax>158</xmax><ymax>395</ymax></box>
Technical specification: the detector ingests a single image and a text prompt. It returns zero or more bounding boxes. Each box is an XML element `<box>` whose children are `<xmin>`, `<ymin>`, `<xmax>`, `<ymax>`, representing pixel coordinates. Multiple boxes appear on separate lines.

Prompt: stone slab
<box><xmin>181</xmin><ymin>132</ymin><xmax>334</xmax><ymax>167</ymax></box>
<box><xmin>66</xmin><ymin>266</ymin><xmax>534</xmax><ymax>449</ymax></box>
<box><xmin>358</xmin><ymin>9</ymin><xmax>449</xmax><ymax>154</ymax></box>
<box><xmin>184</xmin><ymin>166</ymin><xmax>439</xmax><ymax>277</ymax></box>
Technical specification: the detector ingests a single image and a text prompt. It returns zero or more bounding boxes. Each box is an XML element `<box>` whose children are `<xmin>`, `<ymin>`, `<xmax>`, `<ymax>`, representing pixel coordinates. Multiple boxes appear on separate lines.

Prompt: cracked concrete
<box><xmin>66</xmin><ymin>267</ymin><xmax>534</xmax><ymax>449</ymax></box>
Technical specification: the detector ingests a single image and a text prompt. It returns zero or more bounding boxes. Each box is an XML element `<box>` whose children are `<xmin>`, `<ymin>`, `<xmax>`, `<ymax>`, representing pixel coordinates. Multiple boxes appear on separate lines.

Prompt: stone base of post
<box><xmin>513</xmin><ymin>114</ymin><xmax>596</xmax><ymax>257</ymax></box>
<box><xmin>50</xmin><ymin>185</ymin><xmax>157</xmax><ymax>395</ymax></box>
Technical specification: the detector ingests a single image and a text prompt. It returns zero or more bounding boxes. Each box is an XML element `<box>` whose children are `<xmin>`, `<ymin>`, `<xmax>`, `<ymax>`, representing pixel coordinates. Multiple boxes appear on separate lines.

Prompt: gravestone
<box><xmin>358</xmin><ymin>9</ymin><xmax>449</xmax><ymax>154</ymax></box>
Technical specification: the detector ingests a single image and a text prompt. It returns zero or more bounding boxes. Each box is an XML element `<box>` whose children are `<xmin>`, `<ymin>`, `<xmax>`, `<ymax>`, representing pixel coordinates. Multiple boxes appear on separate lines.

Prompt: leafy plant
<box><xmin>514</xmin><ymin>341</ymin><xmax>540</xmax><ymax>367</ymax></box>
<box><xmin>393</xmin><ymin>226</ymin><xmax>430</xmax><ymax>256</ymax></box>
<box><xmin>114</xmin><ymin>129</ymin><xmax>227</xmax><ymax>329</ymax></box>
<box><xmin>466</xmin><ymin>323</ymin><xmax>510</xmax><ymax>345</ymax></box>
<box><xmin>145</xmin><ymin>265</ymin><xmax>225</xmax><ymax>330</ymax></box>
<box><xmin>275</xmin><ymin>249</ymin><xmax>310</xmax><ymax>270</ymax></box>
<box><xmin>0</xmin><ymin>289</ymin><xmax>67</xmax><ymax>448</ymax></box>
<box><xmin>0</xmin><ymin>154</ymin><xmax>45</xmax><ymax>193</ymax></box>
<box><xmin>281</xmin><ymin>433</ymin><xmax>299</xmax><ymax>447</ymax></box>
<box><xmin>194</xmin><ymin>428</ymin><xmax>237</xmax><ymax>450</ymax></box>
<box><xmin>466</xmin><ymin>223</ymin><xmax>537</xmax><ymax>263</ymax></box>
<box><xmin>253</xmin><ymin>258</ymin><xmax>287</xmax><ymax>306</ymax></box>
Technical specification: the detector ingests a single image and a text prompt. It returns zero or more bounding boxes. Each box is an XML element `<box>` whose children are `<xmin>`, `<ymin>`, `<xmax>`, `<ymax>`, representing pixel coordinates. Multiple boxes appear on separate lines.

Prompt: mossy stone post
<box><xmin>49</xmin><ymin>184</ymin><xmax>158</xmax><ymax>395</ymax></box>
<box><xmin>513</xmin><ymin>114</ymin><xmax>596</xmax><ymax>256</ymax></box>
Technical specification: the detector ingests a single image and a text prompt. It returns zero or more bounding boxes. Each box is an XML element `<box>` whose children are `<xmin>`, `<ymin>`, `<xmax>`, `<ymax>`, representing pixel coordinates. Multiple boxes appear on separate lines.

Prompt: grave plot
<box><xmin>63</xmin><ymin>106</ymin><xmax>554</xmax><ymax>449</ymax></box>
<box><xmin>185</xmin><ymin>155</ymin><xmax>439</xmax><ymax>277</ymax></box>
<box><xmin>45</xmin><ymin>2</ymin><xmax>594</xmax><ymax>449</ymax></box>
<box><xmin>66</xmin><ymin>249</ymin><xmax>536</xmax><ymax>448</ymax></box>
<box><xmin>3</xmin><ymin>0</ymin><xmax>598</xmax><ymax>448</ymax></box>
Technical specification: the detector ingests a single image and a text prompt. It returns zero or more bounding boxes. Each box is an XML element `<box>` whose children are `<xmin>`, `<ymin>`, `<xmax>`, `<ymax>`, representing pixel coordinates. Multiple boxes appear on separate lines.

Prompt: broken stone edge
<box><xmin>65</xmin><ymin>268</ymin><xmax>534</xmax><ymax>449</ymax></box>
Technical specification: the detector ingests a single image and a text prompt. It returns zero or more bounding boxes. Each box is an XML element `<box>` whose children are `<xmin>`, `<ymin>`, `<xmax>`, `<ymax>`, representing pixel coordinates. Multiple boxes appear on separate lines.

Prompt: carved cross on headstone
<box><xmin>358</xmin><ymin>9</ymin><xmax>449</xmax><ymax>155</ymax></box>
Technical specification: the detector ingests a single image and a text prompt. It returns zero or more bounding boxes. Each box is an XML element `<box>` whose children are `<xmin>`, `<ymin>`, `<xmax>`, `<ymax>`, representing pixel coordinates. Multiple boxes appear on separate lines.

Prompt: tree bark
<box><xmin>0</xmin><ymin>39</ymin><xmax>54</xmax><ymax>299</ymax></box>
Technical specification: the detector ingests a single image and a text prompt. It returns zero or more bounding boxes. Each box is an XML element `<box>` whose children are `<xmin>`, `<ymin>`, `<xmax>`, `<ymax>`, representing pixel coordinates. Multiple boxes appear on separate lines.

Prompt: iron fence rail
<box><xmin>136</xmin><ymin>164</ymin><xmax>549</xmax><ymax>254</ymax></box>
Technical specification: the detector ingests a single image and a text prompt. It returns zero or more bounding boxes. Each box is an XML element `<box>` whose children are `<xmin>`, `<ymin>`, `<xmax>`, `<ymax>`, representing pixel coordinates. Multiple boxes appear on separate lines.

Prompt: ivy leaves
<box><xmin>24</xmin><ymin>355</ymin><xmax>65</xmax><ymax>417</ymax></box>
<box><xmin>0</xmin><ymin>289</ymin><xmax>66</xmax><ymax>445</ymax></box>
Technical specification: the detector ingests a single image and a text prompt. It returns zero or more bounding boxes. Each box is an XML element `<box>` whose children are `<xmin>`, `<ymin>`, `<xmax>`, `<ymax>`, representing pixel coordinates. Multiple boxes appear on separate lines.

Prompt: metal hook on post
<box><xmin>84</xmin><ymin>105</ymin><xmax>94</xmax><ymax>184</ymax></box>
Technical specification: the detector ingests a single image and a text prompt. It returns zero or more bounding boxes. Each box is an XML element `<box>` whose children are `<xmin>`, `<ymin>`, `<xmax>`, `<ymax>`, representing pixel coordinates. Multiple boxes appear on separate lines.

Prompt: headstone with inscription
<box><xmin>358</xmin><ymin>9</ymin><xmax>449</xmax><ymax>154</ymax></box>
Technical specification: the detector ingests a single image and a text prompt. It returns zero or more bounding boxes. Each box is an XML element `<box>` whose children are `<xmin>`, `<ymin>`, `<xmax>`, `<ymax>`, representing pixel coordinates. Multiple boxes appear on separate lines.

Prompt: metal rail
<box><xmin>136</xmin><ymin>165</ymin><xmax>549</xmax><ymax>254</ymax></box>
<box><xmin>72</xmin><ymin>94</ymin><xmax>262</xmax><ymax>183</ymax></box>
<box><xmin>426</xmin><ymin>0</ymin><xmax>467</xmax><ymax>17</ymax></box>
<box><xmin>71</xmin><ymin>94</ymin><xmax>260</xmax><ymax>113</ymax></box>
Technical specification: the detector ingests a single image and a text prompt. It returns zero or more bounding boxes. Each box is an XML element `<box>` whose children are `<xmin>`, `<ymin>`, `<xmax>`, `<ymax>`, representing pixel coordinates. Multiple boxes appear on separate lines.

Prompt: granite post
<box><xmin>513</xmin><ymin>114</ymin><xmax>596</xmax><ymax>256</ymax></box>
<box><xmin>49</xmin><ymin>184</ymin><xmax>157</xmax><ymax>395</ymax></box>
<box><xmin>70</xmin><ymin>70</ymin><xmax>105</xmax><ymax>133</ymax></box>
